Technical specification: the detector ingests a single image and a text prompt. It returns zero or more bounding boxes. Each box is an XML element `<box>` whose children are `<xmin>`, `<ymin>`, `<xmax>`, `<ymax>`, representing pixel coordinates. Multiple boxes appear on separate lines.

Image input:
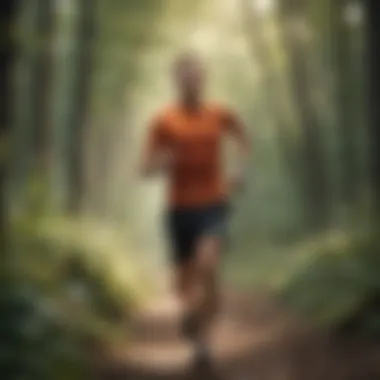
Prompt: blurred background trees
<box><xmin>1</xmin><ymin>0</ymin><xmax>379</xmax><ymax>377</ymax></box>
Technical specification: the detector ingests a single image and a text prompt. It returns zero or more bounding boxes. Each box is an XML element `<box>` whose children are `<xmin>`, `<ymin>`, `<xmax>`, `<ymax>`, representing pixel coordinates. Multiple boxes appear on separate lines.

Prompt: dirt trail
<box><xmin>97</xmin><ymin>289</ymin><xmax>380</xmax><ymax>380</ymax></box>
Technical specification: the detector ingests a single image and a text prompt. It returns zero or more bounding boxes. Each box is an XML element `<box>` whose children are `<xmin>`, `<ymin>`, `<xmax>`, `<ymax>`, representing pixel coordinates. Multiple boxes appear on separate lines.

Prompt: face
<box><xmin>174</xmin><ymin>55</ymin><xmax>205</xmax><ymax>99</ymax></box>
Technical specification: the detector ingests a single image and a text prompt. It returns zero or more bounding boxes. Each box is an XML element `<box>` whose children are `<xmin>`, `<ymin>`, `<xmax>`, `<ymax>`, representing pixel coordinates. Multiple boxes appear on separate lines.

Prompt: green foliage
<box><xmin>22</xmin><ymin>169</ymin><xmax>51</xmax><ymax>217</ymax></box>
<box><xmin>90</xmin><ymin>0</ymin><xmax>167</xmax><ymax>117</ymax></box>
<box><xmin>279</xmin><ymin>231</ymin><xmax>380</xmax><ymax>336</ymax></box>
<box><xmin>11</xmin><ymin>214</ymin><xmax>153</xmax><ymax>323</ymax></box>
<box><xmin>4</xmin><ymin>202</ymin><xmax>158</xmax><ymax>378</ymax></box>
<box><xmin>0</xmin><ymin>279</ymin><xmax>90</xmax><ymax>379</ymax></box>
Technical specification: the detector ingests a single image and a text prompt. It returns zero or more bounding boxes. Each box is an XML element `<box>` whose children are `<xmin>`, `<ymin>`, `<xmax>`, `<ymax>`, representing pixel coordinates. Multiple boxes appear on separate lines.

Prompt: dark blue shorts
<box><xmin>166</xmin><ymin>201</ymin><xmax>230</xmax><ymax>264</ymax></box>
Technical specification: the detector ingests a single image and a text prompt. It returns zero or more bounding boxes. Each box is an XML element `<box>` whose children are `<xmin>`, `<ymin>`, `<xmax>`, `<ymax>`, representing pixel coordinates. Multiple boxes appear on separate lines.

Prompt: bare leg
<box><xmin>194</xmin><ymin>236</ymin><xmax>221</xmax><ymax>343</ymax></box>
<box><xmin>174</xmin><ymin>259</ymin><xmax>202</xmax><ymax>339</ymax></box>
<box><xmin>174</xmin><ymin>236</ymin><xmax>221</xmax><ymax>343</ymax></box>
<box><xmin>175</xmin><ymin>259</ymin><xmax>197</xmax><ymax>306</ymax></box>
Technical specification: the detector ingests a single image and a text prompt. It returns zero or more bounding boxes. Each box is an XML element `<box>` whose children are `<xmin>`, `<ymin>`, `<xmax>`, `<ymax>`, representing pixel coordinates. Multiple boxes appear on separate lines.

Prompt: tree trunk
<box><xmin>0</xmin><ymin>0</ymin><xmax>17</xmax><ymax>263</ymax></box>
<box><xmin>330</xmin><ymin>0</ymin><xmax>360</xmax><ymax>206</ymax></box>
<box><xmin>31</xmin><ymin>0</ymin><xmax>54</xmax><ymax>171</ymax></box>
<box><xmin>241</xmin><ymin>0</ymin><xmax>301</xmax><ymax>182</ymax></box>
<box><xmin>279</xmin><ymin>0</ymin><xmax>330</xmax><ymax>230</ymax></box>
<box><xmin>366</xmin><ymin>0</ymin><xmax>380</xmax><ymax>217</ymax></box>
<box><xmin>67</xmin><ymin>0</ymin><xmax>98</xmax><ymax>213</ymax></box>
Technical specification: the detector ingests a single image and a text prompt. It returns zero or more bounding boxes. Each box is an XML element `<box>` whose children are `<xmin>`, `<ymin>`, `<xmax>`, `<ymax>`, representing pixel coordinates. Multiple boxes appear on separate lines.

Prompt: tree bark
<box><xmin>366</xmin><ymin>0</ymin><xmax>380</xmax><ymax>216</ymax></box>
<box><xmin>278</xmin><ymin>0</ymin><xmax>330</xmax><ymax>230</ymax></box>
<box><xmin>31</xmin><ymin>0</ymin><xmax>54</xmax><ymax>171</ymax></box>
<box><xmin>241</xmin><ymin>1</ymin><xmax>301</xmax><ymax>181</ymax></box>
<box><xmin>67</xmin><ymin>0</ymin><xmax>98</xmax><ymax>213</ymax></box>
<box><xmin>330</xmin><ymin>0</ymin><xmax>360</xmax><ymax>206</ymax></box>
<box><xmin>0</xmin><ymin>0</ymin><xmax>17</xmax><ymax>263</ymax></box>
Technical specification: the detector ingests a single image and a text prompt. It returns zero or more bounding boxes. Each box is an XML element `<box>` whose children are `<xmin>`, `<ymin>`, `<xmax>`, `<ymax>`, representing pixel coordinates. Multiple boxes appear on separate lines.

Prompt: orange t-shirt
<box><xmin>145</xmin><ymin>103</ymin><xmax>237</xmax><ymax>208</ymax></box>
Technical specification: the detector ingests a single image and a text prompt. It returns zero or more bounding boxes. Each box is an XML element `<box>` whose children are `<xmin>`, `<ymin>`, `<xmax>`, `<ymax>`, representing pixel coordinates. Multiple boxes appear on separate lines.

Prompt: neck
<box><xmin>180</xmin><ymin>94</ymin><xmax>201</xmax><ymax>111</ymax></box>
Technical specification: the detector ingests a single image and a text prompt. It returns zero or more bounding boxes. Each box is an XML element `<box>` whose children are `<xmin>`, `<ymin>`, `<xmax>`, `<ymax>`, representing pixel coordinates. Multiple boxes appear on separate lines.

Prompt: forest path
<box><xmin>96</xmin><ymin>287</ymin><xmax>380</xmax><ymax>380</ymax></box>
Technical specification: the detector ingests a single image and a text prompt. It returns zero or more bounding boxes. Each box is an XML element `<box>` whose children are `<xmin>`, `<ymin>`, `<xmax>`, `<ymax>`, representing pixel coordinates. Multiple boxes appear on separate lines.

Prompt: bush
<box><xmin>1</xmin><ymin>212</ymin><xmax>157</xmax><ymax>378</ymax></box>
<box><xmin>279</xmin><ymin>231</ymin><xmax>380</xmax><ymax>338</ymax></box>
<box><xmin>0</xmin><ymin>278</ymin><xmax>90</xmax><ymax>379</ymax></box>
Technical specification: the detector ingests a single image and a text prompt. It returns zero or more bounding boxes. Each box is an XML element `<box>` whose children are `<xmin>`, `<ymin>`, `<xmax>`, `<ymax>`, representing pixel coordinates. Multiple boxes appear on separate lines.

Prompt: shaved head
<box><xmin>172</xmin><ymin>51</ymin><xmax>206</xmax><ymax>104</ymax></box>
<box><xmin>173</xmin><ymin>51</ymin><xmax>203</xmax><ymax>75</ymax></box>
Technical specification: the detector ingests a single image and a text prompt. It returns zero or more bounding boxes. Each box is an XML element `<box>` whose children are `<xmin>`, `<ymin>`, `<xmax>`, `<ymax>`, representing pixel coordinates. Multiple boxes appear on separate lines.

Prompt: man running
<box><xmin>140</xmin><ymin>52</ymin><xmax>250</xmax><ymax>360</ymax></box>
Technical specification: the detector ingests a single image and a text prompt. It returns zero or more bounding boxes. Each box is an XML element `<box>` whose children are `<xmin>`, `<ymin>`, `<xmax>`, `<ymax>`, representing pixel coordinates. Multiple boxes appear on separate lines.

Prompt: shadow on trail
<box><xmin>96</xmin><ymin>288</ymin><xmax>380</xmax><ymax>380</ymax></box>
<box><xmin>187</xmin><ymin>357</ymin><xmax>223</xmax><ymax>380</ymax></box>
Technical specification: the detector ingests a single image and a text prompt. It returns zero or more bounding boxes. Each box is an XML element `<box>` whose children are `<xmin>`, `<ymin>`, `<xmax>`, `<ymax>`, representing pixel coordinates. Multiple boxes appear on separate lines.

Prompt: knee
<box><xmin>196</xmin><ymin>237</ymin><xmax>220</xmax><ymax>276</ymax></box>
<box><xmin>175</xmin><ymin>263</ymin><xmax>194</xmax><ymax>295</ymax></box>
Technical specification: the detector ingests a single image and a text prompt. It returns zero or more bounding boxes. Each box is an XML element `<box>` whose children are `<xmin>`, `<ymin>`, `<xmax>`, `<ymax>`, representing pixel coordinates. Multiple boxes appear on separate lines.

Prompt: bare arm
<box><xmin>224</xmin><ymin>109</ymin><xmax>251</xmax><ymax>163</ymax></box>
<box><xmin>223</xmin><ymin>109</ymin><xmax>251</xmax><ymax>191</ymax></box>
<box><xmin>140</xmin><ymin>116</ymin><xmax>169</xmax><ymax>177</ymax></box>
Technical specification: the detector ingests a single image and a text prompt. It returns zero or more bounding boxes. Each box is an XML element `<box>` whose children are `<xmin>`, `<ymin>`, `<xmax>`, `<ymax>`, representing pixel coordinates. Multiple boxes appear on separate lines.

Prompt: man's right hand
<box><xmin>141</xmin><ymin>150</ymin><xmax>176</xmax><ymax>177</ymax></box>
<box><xmin>227</xmin><ymin>166</ymin><xmax>248</xmax><ymax>195</ymax></box>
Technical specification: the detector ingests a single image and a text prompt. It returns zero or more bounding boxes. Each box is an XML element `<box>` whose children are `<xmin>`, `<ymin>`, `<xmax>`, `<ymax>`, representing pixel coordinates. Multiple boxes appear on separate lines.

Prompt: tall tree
<box><xmin>0</xmin><ymin>0</ymin><xmax>16</xmax><ymax>262</ymax></box>
<box><xmin>330</xmin><ymin>0</ymin><xmax>360</xmax><ymax>206</ymax></box>
<box><xmin>66</xmin><ymin>0</ymin><xmax>98</xmax><ymax>213</ymax></box>
<box><xmin>241</xmin><ymin>0</ymin><xmax>301</xmax><ymax>184</ymax></box>
<box><xmin>366</xmin><ymin>0</ymin><xmax>380</xmax><ymax>217</ymax></box>
<box><xmin>31</xmin><ymin>0</ymin><xmax>54</xmax><ymax>172</ymax></box>
<box><xmin>278</xmin><ymin>0</ymin><xmax>330</xmax><ymax>230</ymax></box>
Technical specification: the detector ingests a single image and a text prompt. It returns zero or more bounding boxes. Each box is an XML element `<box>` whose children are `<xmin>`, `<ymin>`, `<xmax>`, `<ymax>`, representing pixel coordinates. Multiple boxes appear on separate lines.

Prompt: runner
<box><xmin>140</xmin><ymin>51</ymin><xmax>250</xmax><ymax>363</ymax></box>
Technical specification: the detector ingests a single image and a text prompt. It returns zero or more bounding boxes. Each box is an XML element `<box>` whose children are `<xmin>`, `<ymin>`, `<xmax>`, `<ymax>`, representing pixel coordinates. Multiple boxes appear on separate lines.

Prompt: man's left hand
<box><xmin>228</xmin><ymin>170</ymin><xmax>247</xmax><ymax>194</ymax></box>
